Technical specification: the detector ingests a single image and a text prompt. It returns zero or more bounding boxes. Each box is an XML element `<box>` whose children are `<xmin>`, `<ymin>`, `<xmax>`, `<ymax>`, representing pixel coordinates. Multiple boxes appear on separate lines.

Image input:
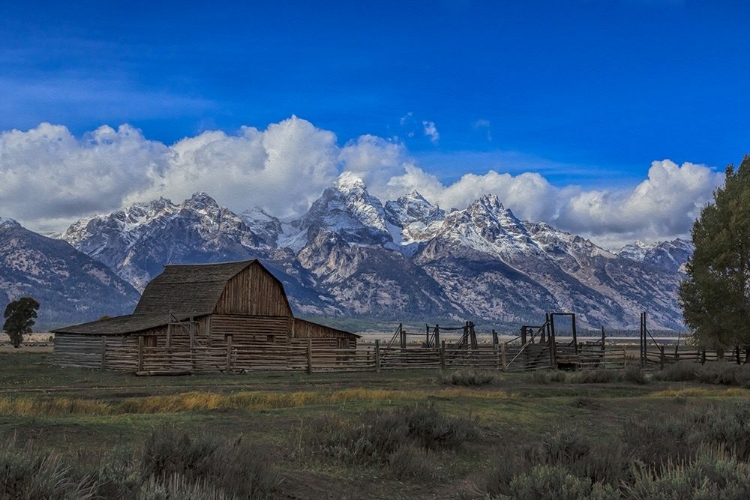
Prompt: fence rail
<box><xmin>118</xmin><ymin>339</ymin><xmax>633</xmax><ymax>376</ymax></box>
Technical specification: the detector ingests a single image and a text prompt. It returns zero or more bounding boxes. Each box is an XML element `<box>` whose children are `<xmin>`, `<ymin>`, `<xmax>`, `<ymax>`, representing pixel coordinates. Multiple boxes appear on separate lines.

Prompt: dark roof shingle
<box><xmin>134</xmin><ymin>260</ymin><xmax>254</xmax><ymax>315</ymax></box>
<box><xmin>53</xmin><ymin>312</ymin><xmax>199</xmax><ymax>335</ymax></box>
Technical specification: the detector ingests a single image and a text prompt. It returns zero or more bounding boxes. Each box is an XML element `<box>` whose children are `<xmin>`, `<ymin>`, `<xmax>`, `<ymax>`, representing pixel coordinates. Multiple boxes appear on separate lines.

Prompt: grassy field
<box><xmin>2</xmin><ymin>352</ymin><xmax>750</xmax><ymax>499</ymax></box>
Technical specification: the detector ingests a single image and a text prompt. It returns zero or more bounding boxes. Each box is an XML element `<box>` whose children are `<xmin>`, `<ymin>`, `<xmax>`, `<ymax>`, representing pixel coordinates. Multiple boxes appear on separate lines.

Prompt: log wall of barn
<box><xmin>214</xmin><ymin>263</ymin><xmax>292</xmax><ymax>317</ymax></box>
<box><xmin>209</xmin><ymin>315</ymin><xmax>291</xmax><ymax>345</ymax></box>
<box><xmin>292</xmin><ymin>318</ymin><xmax>357</xmax><ymax>348</ymax></box>
<box><xmin>54</xmin><ymin>334</ymin><xmax>107</xmax><ymax>369</ymax></box>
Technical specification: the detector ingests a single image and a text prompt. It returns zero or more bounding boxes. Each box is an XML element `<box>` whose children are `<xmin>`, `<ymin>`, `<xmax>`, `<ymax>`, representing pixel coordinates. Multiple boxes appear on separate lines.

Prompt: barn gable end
<box><xmin>214</xmin><ymin>261</ymin><xmax>292</xmax><ymax>316</ymax></box>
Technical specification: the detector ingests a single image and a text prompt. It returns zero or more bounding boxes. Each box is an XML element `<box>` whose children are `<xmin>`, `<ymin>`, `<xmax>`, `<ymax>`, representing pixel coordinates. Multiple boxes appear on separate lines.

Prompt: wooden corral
<box><xmin>53</xmin><ymin>260</ymin><xmax>358</xmax><ymax>373</ymax></box>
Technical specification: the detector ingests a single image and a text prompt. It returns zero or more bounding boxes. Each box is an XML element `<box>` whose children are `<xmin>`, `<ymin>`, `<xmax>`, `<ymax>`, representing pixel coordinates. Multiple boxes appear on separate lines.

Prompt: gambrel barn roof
<box><xmin>54</xmin><ymin>260</ymin><xmax>342</xmax><ymax>336</ymax></box>
<box><xmin>133</xmin><ymin>260</ymin><xmax>291</xmax><ymax>316</ymax></box>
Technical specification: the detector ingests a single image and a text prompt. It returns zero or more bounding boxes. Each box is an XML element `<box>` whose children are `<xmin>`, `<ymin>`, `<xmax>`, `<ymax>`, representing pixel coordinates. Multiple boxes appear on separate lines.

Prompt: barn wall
<box><xmin>54</xmin><ymin>334</ymin><xmax>107</xmax><ymax>369</ymax></box>
<box><xmin>209</xmin><ymin>314</ymin><xmax>291</xmax><ymax>345</ymax></box>
<box><xmin>214</xmin><ymin>263</ymin><xmax>292</xmax><ymax>317</ymax></box>
<box><xmin>292</xmin><ymin>318</ymin><xmax>358</xmax><ymax>348</ymax></box>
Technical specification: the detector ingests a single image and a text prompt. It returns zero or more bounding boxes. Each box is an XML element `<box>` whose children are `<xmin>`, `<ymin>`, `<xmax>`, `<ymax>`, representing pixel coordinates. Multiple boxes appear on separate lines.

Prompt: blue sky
<box><xmin>0</xmin><ymin>0</ymin><xmax>746</xmax><ymax>244</ymax></box>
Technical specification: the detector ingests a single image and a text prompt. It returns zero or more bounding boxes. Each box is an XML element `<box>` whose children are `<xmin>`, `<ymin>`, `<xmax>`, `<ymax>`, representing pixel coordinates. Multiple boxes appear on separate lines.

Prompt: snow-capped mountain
<box><xmin>614</xmin><ymin>239</ymin><xmax>694</xmax><ymax>273</ymax></box>
<box><xmin>240</xmin><ymin>207</ymin><xmax>283</xmax><ymax>247</ymax></box>
<box><xmin>62</xmin><ymin>193</ymin><xmax>267</xmax><ymax>291</ymax></box>
<box><xmin>384</xmin><ymin>191</ymin><xmax>445</xmax><ymax>256</ymax></box>
<box><xmin>54</xmin><ymin>174</ymin><xmax>693</xmax><ymax>330</ymax></box>
<box><xmin>291</xmin><ymin>172</ymin><xmax>393</xmax><ymax>249</ymax></box>
<box><xmin>0</xmin><ymin>218</ymin><xmax>139</xmax><ymax>330</ymax></box>
<box><xmin>60</xmin><ymin>193</ymin><xmax>341</xmax><ymax>315</ymax></box>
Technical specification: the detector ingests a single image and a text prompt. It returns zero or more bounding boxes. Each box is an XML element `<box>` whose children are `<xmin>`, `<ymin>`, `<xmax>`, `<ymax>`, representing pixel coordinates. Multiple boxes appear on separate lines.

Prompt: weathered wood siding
<box><xmin>214</xmin><ymin>263</ymin><xmax>292</xmax><ymax>317</ymax></box>
<box><xmin>209</xmin><ymin>315</ymin><xmax>291</xmax><ymax>345</ymax></box>
<box><xmin>292</xmin><ymin>318</ymin><xmax>357</xmax><ymax>348</ymax></box>
<box><xmin>54</xmin><ymin>334</ymin><xmax>106</xmax><ymax>368</ymax></box>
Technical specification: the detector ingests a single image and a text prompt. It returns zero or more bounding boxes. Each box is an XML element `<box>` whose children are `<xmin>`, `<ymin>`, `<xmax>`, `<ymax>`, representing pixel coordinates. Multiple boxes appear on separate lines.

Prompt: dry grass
<box><xmin>0</xmin><ymin>387</ymin><xmax>514</xmax><ymax>417</ymax></box>
<box><xmin>0</xmin><ymin>397</ymin><xmax>112</xmax><ymax>417</ymax></box>
<box><xmin>647</xmin><ymin>387</ymin><xmax>750</xmax><ymax>398</ymax></box>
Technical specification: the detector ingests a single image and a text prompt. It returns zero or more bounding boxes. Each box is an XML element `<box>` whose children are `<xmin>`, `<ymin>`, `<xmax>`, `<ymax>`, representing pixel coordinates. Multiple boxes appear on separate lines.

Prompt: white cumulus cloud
<box><xmin>422</xmin><ymin>121</ymin><xmax>440</xmax><ymax>144</ymax></box>
<box><xmin>0</xmin><ymin>118</ymin><xmax>724</xmax><ymax>247</ymax></box>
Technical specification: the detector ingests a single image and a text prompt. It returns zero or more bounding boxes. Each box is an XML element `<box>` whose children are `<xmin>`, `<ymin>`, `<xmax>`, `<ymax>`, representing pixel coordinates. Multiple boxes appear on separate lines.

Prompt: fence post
<box><xmin>492</xmin><ymin>329</ymin><xmax>498</xmax><ymax>345</ymax></box>
<box><xmin>659</xmin><ymin>345</ymin><xmax>665</xmax><ymax>370</ymax></box>
<box><xmin>226</xmin><ymin>334</ymin><xmax>233</xmax><ymax>373</ymax></box>
<box><xmin>101</xmin><ymin>336</ymin><xmax>107</xmax><ymax>370</ymax></box>
<box><xmin>440</xmin><ymin>340</ymin><xmax>446</xmax><ymax>372</ymax></box>
<box><xmin>434</xmin><ymin>325</ymin><xmax>440</xmax><ymax>348</ymax></box>
<box><xmin>138</xmin><ymin>335</ymin><xmax>144</xmax><ymax>372</ymax></box>
<box><xmin>306</xmin><ymin>338</ymin><xmax>313</xmax><ymax>374</ymax></box>
<box><xmin>375</xmin><ymin>340</ymin><xmax>381</xmax><ymax>373</ymax></box>
<box><xmin>501</xmin><ymin>342</ymin><xmax>507</xmax><ymax>372</ymax></box>
<box><xmin>494</xmin><ymin>343</ymin><xmax>500</xmax><ymax>371</ymax></box>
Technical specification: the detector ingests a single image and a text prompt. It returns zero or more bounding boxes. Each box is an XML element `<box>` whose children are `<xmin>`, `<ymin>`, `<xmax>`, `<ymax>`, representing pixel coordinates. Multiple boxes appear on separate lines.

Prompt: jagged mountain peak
<box><xmin>459</xmin><ymin>195</ymin><xmax>526</xmax><ymax>235</ymax></box>
<box><xmin>334</xmin><ymin>171</ymin><xmax>367</xmax><ymax>193</ymax></box>
<box><xmin>241</xmin><ymin>207</ymin><xmax>283</xmax><ymax>247</ymax></box>
<box><xmin>296</xmin><ymin>173</ymin><xmax>391</xmax><ymax>247</ymax></box>
<box><xmin>0</xmin><ymin>217</ymin><xmax>21</xmax><ymax>229</ymax></box>
<box><xmin>184</xmin><ymin>191</ymin><xmax>219</xmax><ymax>209</ymax></box>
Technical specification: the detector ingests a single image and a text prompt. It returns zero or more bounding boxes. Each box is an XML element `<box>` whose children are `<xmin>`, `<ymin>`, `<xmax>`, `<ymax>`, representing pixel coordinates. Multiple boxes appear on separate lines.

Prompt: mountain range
<box><xmin>2</xmin><ymin>174</ymin><xmax>694</xmax><ymax>331</ymax></box>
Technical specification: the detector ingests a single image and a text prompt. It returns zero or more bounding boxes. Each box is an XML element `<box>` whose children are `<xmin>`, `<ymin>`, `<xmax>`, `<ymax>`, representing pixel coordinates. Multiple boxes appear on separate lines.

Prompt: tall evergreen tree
<box><xmin>680</xmin><ymin>156</ymin><xmax>750</xmax><ymax>348</ymax></box>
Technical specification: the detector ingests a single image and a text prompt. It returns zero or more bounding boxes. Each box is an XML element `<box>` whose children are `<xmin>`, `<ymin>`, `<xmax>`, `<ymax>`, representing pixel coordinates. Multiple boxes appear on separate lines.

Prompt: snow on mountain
<box><xmin>0</xmin><ymin>217</ymin><xmax>21</xmax><ymax>228</ymax></box>
<box><xmin>293</xmin><ymin>172</ymin><xmax>392</xmax><ymax>247</ymax></box>
<box><xmin>1</xmin><ymin>220</ymin><xmax>139</xmax><ymax>330</ymax></box>
<box><xmin>614</xmin><ymin>239</ymin><xmax>694</xmax><ymax>273</ymax></box>
<box><xmin>384</xmin><ymin>191</ymin><xmax>445</xmax><ymax>256</ymax></box>
<box><xmin>62</xmin><ymin>192</ymin><xmax>267</xmax><ymax>291</ymax></box>
<box><xmin>240</xmin><ymin>207</ymin><xmax>283</xmax><ymax>247</ymax></box>
<box><xmin>415</xmin><ymin>194</ymin><xmax>684</xmax><ymax>329</ymax></box>
<box><xmin>51</xmin><ymin>177</ymin><xmax>691</xmax><ymax>329</ymax></box>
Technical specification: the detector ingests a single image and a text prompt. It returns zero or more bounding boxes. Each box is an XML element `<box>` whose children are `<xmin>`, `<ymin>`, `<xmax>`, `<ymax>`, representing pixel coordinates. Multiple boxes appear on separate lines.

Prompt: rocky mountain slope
<box><xmin>0</xmin><ymin>218</ymin><xmax>140</xmax><ymax>330</ymax></box>
<box><xmin>614</xmin><ymin>239</ymin><xmax>694</xmax><ymax>273</ymax></box>
<box><xmin>55</xmin><ymin>174</ymin><xmax>692</xmax><ymax>330</ymax></box>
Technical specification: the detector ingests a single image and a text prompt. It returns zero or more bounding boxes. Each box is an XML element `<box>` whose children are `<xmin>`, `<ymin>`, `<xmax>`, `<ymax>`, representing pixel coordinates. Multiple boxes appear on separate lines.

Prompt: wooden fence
<box><xmin>118</xmin><ymin>338</ymin><xmax>629</xmax><ymax>375</ymax></box>
<box><xmin>642</xmin><ymin>345</ymin><xmax>749</xmax><ymax>369</ymax></box>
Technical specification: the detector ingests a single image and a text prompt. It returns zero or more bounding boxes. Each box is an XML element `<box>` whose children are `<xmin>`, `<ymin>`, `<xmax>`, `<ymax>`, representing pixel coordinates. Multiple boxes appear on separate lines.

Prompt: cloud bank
<box><xmin>0</xmin><ymin>118</ymin><xmax>723</xmax><ymax>247</ymax></box>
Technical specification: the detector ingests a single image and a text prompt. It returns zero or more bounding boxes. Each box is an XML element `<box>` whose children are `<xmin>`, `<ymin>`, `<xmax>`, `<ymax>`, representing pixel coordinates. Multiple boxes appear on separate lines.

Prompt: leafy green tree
<box><xmin>680</xmin><ymin>156</ymin><xmax>750</xmax><ymax>348</ymax></box>
<box><xmin>3</xmin><ymin>297</ymin><xmax>40</xmax><ymax>348</ymax></box>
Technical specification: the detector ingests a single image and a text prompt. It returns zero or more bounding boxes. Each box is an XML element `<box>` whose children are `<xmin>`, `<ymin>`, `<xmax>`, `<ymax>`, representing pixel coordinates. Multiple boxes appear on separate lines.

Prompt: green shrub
<box><xmin>94</xmin><ymin>445</ymin><xmax>140</xmax><ymax>498</ymax></box>
<box><xmin>138</xmin><ymin>473</ymin><xmax>234</xmax><ymax>500</ymax></box>
<box><xmin>654</xmin><ymin>361</ymin><xmax>750</xmax><ymax>387</ymax></box>
<box><xmin>532</xmin><ymin>431</ymin><xmax>629</xmax><ymax>486</ymax></box>
<box><xmin>307</xmin><ymin>405</ymin><xmax>478</xmax><ymax>465</ymax></box>
<box><xmin>388</xmin><ymin>445</ymin><xmax>434</xmax><ymax>481</ymax></box>
<box><xmin>653</xmin><ymin>361</ymin><xmax>699</xmax><ymax>382</ymax></box>
<box><xmin>441</xmin><ymin>369</ymin><xmax>494</xmax><ymax>386</ymax></box>
<box><xmin>621</xmin><ymin>403</ymin><xmax>750</xmax><ymax>467</ymax></box>
<box><xmin>492</xmin><ymin>465</ymin><xmax>620</xmax><ymax>500</ymax></box>
<box><xmin>0</xmin><ymin>439</ymin><xmax>97</xmax><ymax>499</ymax></box>
<box><xmin>141</xmin><ymin>429</ymin><xmax>279</xmax><ymax>499</ymax></box>
<box><xmin>531</xmin><ymin>370</ymin><xmax>566</xmax><ymax>384</ymax></box>
<box><xmin>624</xmin><ymin>446</ymin><xmax>750</xmax><ymax>500</ymax></box>
<box><xmin>624</xmin><ymin>366</ymin><xmax>647</xmax><ymax>384</ymax></box>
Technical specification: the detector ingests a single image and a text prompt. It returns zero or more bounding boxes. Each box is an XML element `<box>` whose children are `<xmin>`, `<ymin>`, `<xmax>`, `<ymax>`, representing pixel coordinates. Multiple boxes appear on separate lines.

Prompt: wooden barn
<box><xmin>53</xmin><ymin>260</ymin><xmax>358</xmax><ymax>373</ymax></box>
